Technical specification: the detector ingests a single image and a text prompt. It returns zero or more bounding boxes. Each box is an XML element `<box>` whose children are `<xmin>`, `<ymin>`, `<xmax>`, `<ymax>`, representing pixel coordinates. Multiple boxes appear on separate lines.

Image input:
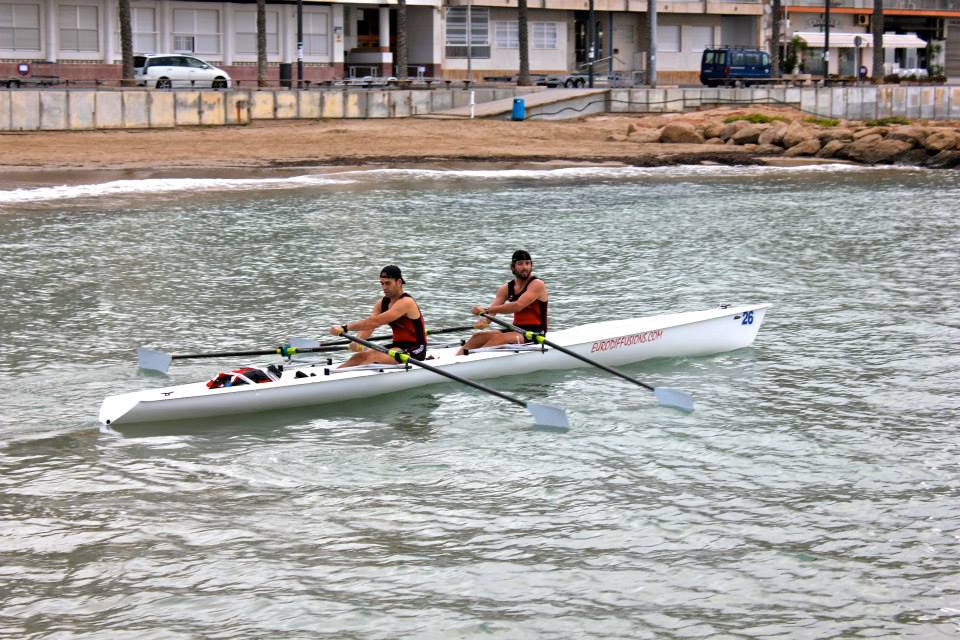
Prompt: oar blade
<box><xmin>654</xmin><ymin>387</ymin><xmax>694</xmax><ymax>413</ymax></box>
<box><xmin>525</xmin><ymin>402</ymin><xmax>570</xmax><ymax>429</ymax></box>
<box><xmin>137</xmin><ymin>347</ymin><xmax>172</xmax><ymax>374</ymax></box>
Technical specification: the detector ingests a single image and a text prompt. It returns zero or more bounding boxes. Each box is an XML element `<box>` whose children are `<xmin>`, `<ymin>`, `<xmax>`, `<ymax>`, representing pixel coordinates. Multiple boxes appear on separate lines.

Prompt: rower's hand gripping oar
<box><xmin>479</xmin><ymin>313</ymin><xmax>694</xmax><ymax>413</ymax></box>
<box><xmin>335</xmin><ymin>330</ymin><xmax>569</xmax><ymax>429</ymax></box>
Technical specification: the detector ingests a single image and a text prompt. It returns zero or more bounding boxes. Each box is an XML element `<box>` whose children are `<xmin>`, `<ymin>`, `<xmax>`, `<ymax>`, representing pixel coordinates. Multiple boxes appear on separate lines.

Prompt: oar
<box><xmin>288</xmin><ymin>325</ymin><xmax>474</xmax><ymax>350</ymax></box>
<box><xmin>479</xmin><ymin>313</ymin><xmax>694</xmax><ymax>413</ymax></box>
<box><xmin>337</xmin><ymin>331</ymin><xmax>569</xmax><ymax>429</ymax></box>
<box><xmin>137</xmin><ymin>342</ymin><xmax>347</xmax><ymax>374</ymax></box>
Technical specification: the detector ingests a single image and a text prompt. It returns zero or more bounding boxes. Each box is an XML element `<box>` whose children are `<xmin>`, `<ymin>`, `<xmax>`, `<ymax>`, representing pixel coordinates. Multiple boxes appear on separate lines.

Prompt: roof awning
<box><xmin>794</xmin><ymin>31</ymin><xmax>927</xmax><ymax>48</ymax></box>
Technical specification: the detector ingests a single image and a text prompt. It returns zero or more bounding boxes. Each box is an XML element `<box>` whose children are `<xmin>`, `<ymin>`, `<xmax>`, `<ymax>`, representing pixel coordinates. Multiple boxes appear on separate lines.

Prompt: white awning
<box><xmin>794</xmin><ymin>31</ymin><xmax>927</xmax><ymax>49</ymax></box>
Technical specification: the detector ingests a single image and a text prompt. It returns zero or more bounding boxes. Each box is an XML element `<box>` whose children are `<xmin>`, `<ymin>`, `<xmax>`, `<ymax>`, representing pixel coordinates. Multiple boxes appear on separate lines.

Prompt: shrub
<box><xmin>864</xmin><ymin>116</ymin><xmax>911</xmax><ymax>126</ymax></box>
<box><xmin>804</xmin><ymin>116</ymin><xmax>840</xmax><ymax>127</ymax></box>
<box><xmin>723</xmin><ymin>113</ymin><xmax>790</xmax><ymax>124</ymax></box>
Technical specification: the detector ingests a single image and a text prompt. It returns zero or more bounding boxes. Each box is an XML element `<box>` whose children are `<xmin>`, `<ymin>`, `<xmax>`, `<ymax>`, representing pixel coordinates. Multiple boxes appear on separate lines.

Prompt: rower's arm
<box><xmin>348</xmin><ymin>297</ymin><xmax>414</xmax><ymax>333</ymax></box>
<box><xmin>488</xmin><ymin>280</ymin><xmax>547</xmax><ymax>315</ymax></box>
<box><xmin>471</xmin><ymin>285</ymin><xmax>508</xmax><ymax>317</ymax></box>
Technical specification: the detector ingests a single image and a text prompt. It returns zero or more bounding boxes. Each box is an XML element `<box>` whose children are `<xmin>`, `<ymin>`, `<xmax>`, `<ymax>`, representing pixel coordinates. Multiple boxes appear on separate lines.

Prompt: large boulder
<box><xmin>730</xmin><ymin>123</ymin><xmax>769</xmax><ymax>145</ymax></box>
<box><xmin>705</xmin><ymin>137</ymin><xmax>725</xmax><ymax>145</ymax></box>
<box><xmin>755</xmin><ymin>143</ymin><xmax>784</xmax><ymax>155</ymax></box>
<box><xmin>923</xmin><ymin>129</ymin><xmax>960</xmax><ymax>153</ymax></box>
<box><xmin>899</xmin><ymin>149</ymin><xmax>932</xmax><ymax>166</ymax></box>
<box><xmin>845</xmin><ymin>137</ymin><xmax>914</xmax><ymax>164</ymax></box>
<box><xmin>818</xmin><ymin>128</ymin><xmax>855</xmax><ymax>144</ymax></box>
<box><xmin>782</xmin><ymin>123</ymin><xmax>817</xmax><ymax>149</ymax></box>
<box><xmin>886</xmin><ymin>125</ymin><xmax>928</xmax><ymax>147</ymax></box>
<box><xmin>926</xmin><ymin>149</ymin><xmax>960</xmax><ymax>169</ymax></box>
<box><xmin>758</xmin><ymin>122</ymin><xmax>789</xmax><ymax>147</ymax></box>
<box><xmin>628</xmin><ymin>127</ymin><xmax>663</xmax><ymax>143</ymax></box>
<box><xmin>816</xmin><ymin>140</ymin><xmax>849</xmax><ymax>159</ymax></box>
<box><xmin>719</xmin><ymin>119</ymin><xmax>754</xmax><ymax>141</ymax></box>
<box><xmin>659</xmin><ymin>122</ymin><xmax>705</xmax><ymax>144</ymax></box>
<box><xmin>702</xmin><ymin>121</ymin><xmax>726</xmax><ymax>139</ymax></box>
<box><xmin>852</xmin><ymin>126</ymin><xmax>890</xmax><ymax>140</ymax></box>
<box><xmin>784</xmin><ymin>138</ymin><xmax>822</xmax><ymax>157</ymax></box>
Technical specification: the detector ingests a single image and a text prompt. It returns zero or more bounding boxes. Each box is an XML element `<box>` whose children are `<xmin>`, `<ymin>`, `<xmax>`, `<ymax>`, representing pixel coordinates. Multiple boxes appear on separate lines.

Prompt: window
<box><xmin>532</xmin><ymin>22</ymin><xmax>557</xmax><ymax>49</ymax></box>
<box><xmin>303</xmin><ymin>11</ymin><xmax>328</xmax><ymax>55</ymax></box>
<box><xmin>173</xmin><ymin>8</ymin><xmax>220</xmax><ymax>55</ymax></box>
<box><xmin>688</xmin><ymin>25</ymin><xmax>713</xmax><ymax>53</ymax></box>
<box><xmin>116</xmin><ymin>7</ymin><xmax>157</xmax><ymax>54</ymax></box>
<box><xmin>235</xmin><ymin>10</ymin><xmax>278</xmax><ymax>55</ymax></box>
<box><xmin>59</xmin><ymin>5</ymin><xmax>98</xmax><ymax>52</ymax></box>
<box><xmin>495</xmin><ymin>21</ymin><xmax>517</xmax><ymax>49</ymax></box>
<box><xmin>446</xmin><ymin>7</ymin><xmax>489</xmax><ymax>58</ymax></box>
<box><xmin>657</xmin><ymin>25</ymin><xmax>680</xmax><ymax>53</ymax></box>
<box><xmin>0</xmin><ymin>3</ymin><xmax>40</xmax><ymax>50</ymax></box>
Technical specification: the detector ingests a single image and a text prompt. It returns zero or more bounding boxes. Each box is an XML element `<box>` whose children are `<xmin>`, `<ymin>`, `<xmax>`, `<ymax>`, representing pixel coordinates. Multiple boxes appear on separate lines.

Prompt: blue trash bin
<box><xmin>511</xmin><ymin>97</ymin><xmax>525</xmax><ymax>121</ymax></box>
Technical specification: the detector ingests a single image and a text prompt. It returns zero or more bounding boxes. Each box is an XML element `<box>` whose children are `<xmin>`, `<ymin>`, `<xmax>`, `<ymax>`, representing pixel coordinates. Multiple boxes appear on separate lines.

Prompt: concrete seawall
<box><xmin>1</xmin><ymin>86</ymin><xmax>959</xmax><ymax>131</ymax></box>
<box><xmin>0</xmin><ymin>87</ymin><xmax>529</xmax><ymax>131</ymax></box>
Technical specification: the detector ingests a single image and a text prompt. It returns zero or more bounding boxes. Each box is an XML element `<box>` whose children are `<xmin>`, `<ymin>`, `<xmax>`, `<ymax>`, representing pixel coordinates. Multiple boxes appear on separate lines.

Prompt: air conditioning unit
<box><xmin>855</xmin><ymin>14</ymin><xmax>870</xmax><ymax>27</ymax></box>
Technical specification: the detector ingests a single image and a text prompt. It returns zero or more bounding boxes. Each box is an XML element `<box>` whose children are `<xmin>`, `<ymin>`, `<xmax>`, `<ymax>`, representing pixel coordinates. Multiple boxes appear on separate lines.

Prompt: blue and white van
<box><xmin>700</xmin><ymin>47</ymin><xmax>771</xmax><ymax>87</ymax></box>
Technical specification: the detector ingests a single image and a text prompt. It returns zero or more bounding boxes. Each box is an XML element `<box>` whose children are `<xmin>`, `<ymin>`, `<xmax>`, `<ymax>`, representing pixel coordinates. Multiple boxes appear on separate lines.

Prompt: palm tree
<box><xmin>257</xmin><ymin>0</ymin><xmax>267</xmax><ymax>87</ymax></box>
<box><xmin>770</xmin><ymin>0</ymin><xmax>781</xmax><ymax>77</ymax></box>
<box><xmin>397</xmin><ymin>0</ymin><xmax>408</xmax><ymax>79</ymax></box>
<box><xmin>118</xmin><ymin>0</ymin><xmax>133</xmax><ymax>86</ymax></box>
<box><xmin>517</xmin><ymin>0</ymin><xmax>530</xmax><ymax>85</ymax></box>
<box><xmin>871</xmin><ymin>0</ymin><xmax>884</xmax><ymax>82</ymax></box>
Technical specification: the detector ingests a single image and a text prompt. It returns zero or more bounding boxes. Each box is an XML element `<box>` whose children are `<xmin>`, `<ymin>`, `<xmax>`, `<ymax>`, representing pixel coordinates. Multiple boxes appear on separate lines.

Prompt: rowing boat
<box><xmin>99</xmin><ymin>303</ymin><xmax>770</xmax><ymax>426</ymax></box>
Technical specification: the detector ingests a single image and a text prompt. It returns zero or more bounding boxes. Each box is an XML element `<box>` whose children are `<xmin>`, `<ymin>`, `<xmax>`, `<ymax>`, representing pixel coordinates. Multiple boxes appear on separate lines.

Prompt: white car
<box><xmin>134</xmin><ymin>54</ymin><xmax>231</xmax><ymax>89</ymax></box>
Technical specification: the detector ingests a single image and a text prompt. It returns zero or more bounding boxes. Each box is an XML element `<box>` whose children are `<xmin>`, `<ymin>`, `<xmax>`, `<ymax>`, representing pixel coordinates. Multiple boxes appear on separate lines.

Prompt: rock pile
<box><xmin>624</xmin><ymin>117</ymin><xmax>960</xmax><ymax>168</ymax></box>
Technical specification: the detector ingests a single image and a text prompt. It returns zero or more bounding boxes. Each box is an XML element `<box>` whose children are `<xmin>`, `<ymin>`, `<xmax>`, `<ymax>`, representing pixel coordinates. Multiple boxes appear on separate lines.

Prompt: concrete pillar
<box><xmin>282</xmin><ymin>4</ymin><xmax>293</xmax><ymax>64</ymax></box>
<box><xmin>379</xmin><ymin>6</ymin><xmax>390</xmax><ymax>51</ymax></box>
<box><xmin>103</xmin><ymin>0</ymin><xmax>115</xmax><ymax>63</ymax></box>
<box><xmin>45</xmin><ymin>0</ymin><xmax>57</xmax><ymax>62</ymax></box>
<box><xmin>333</xmin><ymin>4</ymin><xmax>344</xmax><ymax>66</ymax></box>
<box><xmin>159</xmin><ymin>0</ymin><xmax>171</xmax><ymax>54</ymax></box>
<box><xmin>223</xmin><ymin>1</ymin><xmax>234</xmax><ymax>65</ymax></box>
<box><xmin>431</xmin><ymin>6</ymin><xmax>442</xmax><ymax>74</ymax></box>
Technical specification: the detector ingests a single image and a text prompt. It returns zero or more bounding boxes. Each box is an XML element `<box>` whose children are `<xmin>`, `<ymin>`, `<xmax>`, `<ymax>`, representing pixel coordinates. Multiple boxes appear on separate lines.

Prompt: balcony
<box><xmin>785</xmin><ymin>0</ymin><xmax>960</xmax><ymax>10</ymax></box>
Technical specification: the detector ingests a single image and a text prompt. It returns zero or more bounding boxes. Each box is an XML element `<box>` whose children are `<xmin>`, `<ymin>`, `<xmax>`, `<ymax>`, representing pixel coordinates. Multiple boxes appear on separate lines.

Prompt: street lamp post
<box><xmin>297</xmin><ymin>0</ymin><xmax>304</xmax><ymax>87</ymax></box>
<box><xmin>588</xmin><ymin>0</ymin><xmax>595</xmax><ymax>87</ymax></box>
<box><xmin>823</xmin><ymin>0</ymin><xmax>830</xmax><ymax>81</ymax></box>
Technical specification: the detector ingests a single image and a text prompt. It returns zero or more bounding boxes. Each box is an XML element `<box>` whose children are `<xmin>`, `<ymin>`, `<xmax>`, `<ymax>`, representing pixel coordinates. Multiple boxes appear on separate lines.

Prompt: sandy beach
<box><xmin>0</xmin><ymin>109</ymin><xmax>837</xmax><ymax>188</ymax></box>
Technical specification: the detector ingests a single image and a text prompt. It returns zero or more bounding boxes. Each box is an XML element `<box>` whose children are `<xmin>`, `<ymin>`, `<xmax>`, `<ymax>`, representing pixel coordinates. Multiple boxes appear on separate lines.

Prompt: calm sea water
<box><xmin>1</xmin><ymin>165</ymin><xmax>958</xmax><ymax>638</ymax></box>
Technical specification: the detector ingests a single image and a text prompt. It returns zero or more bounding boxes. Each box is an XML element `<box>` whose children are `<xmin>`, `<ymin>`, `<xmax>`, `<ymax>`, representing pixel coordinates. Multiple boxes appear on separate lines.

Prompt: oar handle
<box><xmin>338</xmin><ymin>331</ymin><xmax>526</xmax><ymax>408</ymax></box>
<box><xmin>479</xmin><ymin>313</ymin><xmax>656</xmax><ymax>392</ymax></box>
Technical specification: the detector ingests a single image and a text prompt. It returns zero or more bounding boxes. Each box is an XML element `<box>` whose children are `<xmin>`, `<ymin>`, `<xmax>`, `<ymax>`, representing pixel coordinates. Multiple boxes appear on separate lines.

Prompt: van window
<box><xmin>745</xmin><ymin>52</ymin><xmax>760</xmax><ymax>66</ymax></box>
<box><xmin>731</xmin><ymin>52</ymin><xmax>745</xmax><ymax>66</ymax></box>
<box><xmin>761</xmin><ymin>52</ymin><xmax>770</xmax><ymax>66</ymax></box>
<box><xmin>703</xmin><ymin>51</ymin><xmax>715</xmax><ymax>64</ymax></box>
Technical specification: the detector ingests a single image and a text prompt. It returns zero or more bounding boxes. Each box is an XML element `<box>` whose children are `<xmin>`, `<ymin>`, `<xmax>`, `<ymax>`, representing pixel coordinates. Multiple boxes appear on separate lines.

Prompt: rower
<box><xmin>459</xmin><ymin>249</ymin><xmax>548</xmax><ymax>355</ymax></box>
<box><xmin>330</xmin><ymin>265</ymin><xmax>427</xmax><ymax>368</ymax></box>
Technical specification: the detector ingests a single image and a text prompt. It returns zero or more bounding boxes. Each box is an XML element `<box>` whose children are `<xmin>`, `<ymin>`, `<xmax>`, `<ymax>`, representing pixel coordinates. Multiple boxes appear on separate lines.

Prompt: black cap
<box><xmin>511</xmin><ymin>249</ymin><xmax>532</xmax><ymax>264</ymax></box>
<box><xmin>380</xmin><ymin>265</ymin><xmax>405</xmax><ymax>284</ymax></box>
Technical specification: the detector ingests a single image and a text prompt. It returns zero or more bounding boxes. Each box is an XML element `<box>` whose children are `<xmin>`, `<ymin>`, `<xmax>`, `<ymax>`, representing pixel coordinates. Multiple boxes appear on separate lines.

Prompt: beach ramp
<box><xmin>425</xmin><ymin>88</ymin><xmax>610</xmax><ymax>120</ymax></box>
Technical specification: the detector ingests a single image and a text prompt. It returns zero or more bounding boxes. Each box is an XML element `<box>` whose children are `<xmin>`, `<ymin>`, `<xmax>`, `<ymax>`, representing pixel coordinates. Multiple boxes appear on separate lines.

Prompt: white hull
<box><xmin>99</xmin><ymin>304</ymin><xmax>770</xmax><ymax>426</ymax></box>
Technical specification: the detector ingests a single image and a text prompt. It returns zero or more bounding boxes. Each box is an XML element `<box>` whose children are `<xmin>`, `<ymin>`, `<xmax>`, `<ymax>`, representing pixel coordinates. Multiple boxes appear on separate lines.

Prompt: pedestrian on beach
<box><xmin>459</xmin><ymin>250</ymin><xmax>548</xmax><ymax>355</ymax></box>
<box><xmin>330</xmin><ymin>265</ymin><xmax>427</xmax><ymax>368</ymax></box>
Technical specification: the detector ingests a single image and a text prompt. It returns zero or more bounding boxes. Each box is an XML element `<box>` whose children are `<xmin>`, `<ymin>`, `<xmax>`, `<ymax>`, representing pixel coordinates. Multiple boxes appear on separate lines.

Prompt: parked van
<box><xmin>700</xmin><ymin>47</ymin><xmax>771</xmax><ymax>87</ymax></box>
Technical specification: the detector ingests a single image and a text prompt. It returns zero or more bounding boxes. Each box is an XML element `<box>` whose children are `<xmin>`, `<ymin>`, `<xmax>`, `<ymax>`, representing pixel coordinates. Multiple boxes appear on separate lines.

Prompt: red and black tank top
<box><xmin>380</xmin><ymin>293</ymin><xmax>427</xmax><ymax>351</ymax></box>
<box><xmin>507</xmin><ymin>277</ymin><xmax>548</xmax><ymax>334</ymax></box>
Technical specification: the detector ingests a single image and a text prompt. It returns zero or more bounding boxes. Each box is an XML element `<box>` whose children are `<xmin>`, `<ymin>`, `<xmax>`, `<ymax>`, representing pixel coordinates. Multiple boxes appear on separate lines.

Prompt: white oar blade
<box><xmin>654</xmin><ymin>387</ymin><xmax>694</xmax><ymax>413</ymax></box>
<box><xmin>137</xmin><ymin>347</ymin><xmax>172</xmax><ymax>374</ymax></box>
<box><xmin>525</xmin><ymin>402</ymin><xmax>569</xmax><ymax>429</ymax></box>
<box><xmin>287</xmin><ymin>337</ymin><xmax>320</xmax><ymax>349</ymax></box>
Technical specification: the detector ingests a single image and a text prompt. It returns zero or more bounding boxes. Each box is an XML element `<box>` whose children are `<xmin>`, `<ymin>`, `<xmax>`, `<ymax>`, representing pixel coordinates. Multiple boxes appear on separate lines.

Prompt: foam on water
<box><xmin>0</xmin><ymin>162</ymin><xmax>890</xmax><ymax>204</ymax></box>
<box><xmin>0</xmin><ymin>174</ymin><xmax>354</xmax><ymax>204</ymax></box>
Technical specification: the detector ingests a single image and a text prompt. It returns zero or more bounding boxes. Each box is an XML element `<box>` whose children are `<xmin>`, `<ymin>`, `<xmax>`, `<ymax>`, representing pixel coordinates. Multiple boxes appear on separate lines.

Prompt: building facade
<box><xmin>0</xmin><ymin>0</ymin><xmax>955</xmax><ymax>85</ymax></box>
